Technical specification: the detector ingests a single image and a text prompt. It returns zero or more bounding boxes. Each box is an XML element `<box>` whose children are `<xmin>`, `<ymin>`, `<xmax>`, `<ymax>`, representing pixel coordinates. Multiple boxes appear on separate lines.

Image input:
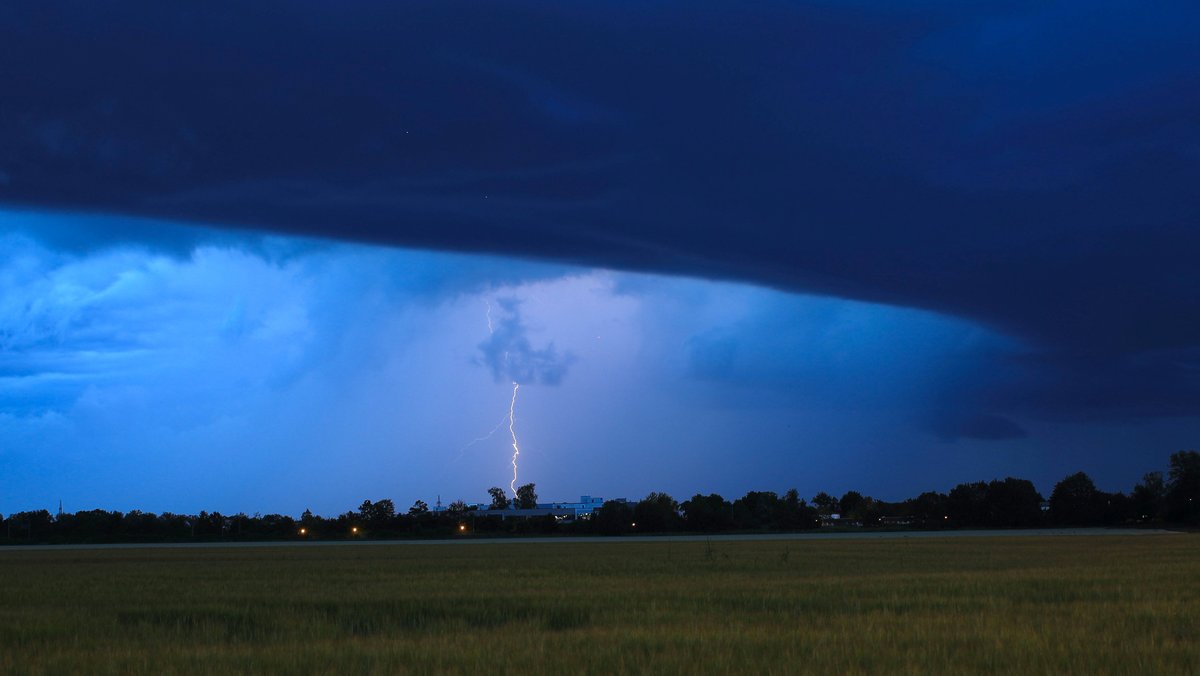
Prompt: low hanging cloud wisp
<box><xmin>477</xmin><ymin>298</ymin><xmax>575</xmax><ymax>386</ymax></box>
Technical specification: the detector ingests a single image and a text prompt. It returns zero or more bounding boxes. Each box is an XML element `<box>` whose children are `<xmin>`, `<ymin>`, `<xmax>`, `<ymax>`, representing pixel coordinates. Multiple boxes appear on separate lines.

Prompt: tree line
<box><xmin>2</xmin><ymin>451</ymin><xmax>1196</xmax><ymax>545</ymax></box>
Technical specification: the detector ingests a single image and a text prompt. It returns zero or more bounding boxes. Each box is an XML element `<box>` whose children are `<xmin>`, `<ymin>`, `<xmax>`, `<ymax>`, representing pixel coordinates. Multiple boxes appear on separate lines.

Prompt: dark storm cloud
<box><xmin>2</xmin><ymin>1</ymin><xmax>1198</xmax><ymax>420</ymax></box>
<box><xmin>932</xmin><ymin>413</ymin><xmax>1028</xmax><ymax>442</ymax></box>
<box><xmin>998</xmin><ymin>348</ymin><xmax>1200</xmax><ymax>421</ymax></box>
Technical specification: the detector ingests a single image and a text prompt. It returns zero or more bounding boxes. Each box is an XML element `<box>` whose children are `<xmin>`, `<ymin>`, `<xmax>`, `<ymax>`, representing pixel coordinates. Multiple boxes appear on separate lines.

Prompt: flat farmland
<box><xmin>1</xmin><ymin>535</ymin><xmax>1197</xmax><ymax>673</ymax></box>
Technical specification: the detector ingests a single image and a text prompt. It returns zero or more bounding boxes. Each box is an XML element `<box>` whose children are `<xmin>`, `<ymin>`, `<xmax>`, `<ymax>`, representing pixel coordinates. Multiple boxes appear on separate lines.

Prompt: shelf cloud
<box><xmin>2</xmin><ymin>1</ymin><xmax>1197</xmax><ymax>423</ymax></box>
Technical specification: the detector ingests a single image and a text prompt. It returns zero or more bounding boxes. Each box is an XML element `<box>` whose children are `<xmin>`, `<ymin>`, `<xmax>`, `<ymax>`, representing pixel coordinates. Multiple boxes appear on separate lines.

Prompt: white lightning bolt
<box><xmin>453</xmin><ymin>413</ymin><xmax>510</xmax><ymax>463</ymax></box>
<box><xmin>508</xmin><ymin>381</ymin><xmax>521</xmax><ymax>497</ymax></box>
<box><xmin>482</xmin><ymin>298</ymin><xmax>523</xmax><ymax>499</ymax></box>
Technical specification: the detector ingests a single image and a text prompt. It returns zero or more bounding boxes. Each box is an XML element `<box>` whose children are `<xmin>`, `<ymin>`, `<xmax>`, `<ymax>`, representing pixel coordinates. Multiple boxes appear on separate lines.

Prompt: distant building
<box><xmin>465</xmin><ymin>495</ymin><xmax>613</xmax><ymax>521</ymax></box>
<box><xmin>540</xmin><ymin>495</ymin><xmax>606</xmax><ymax>518</ymax></box>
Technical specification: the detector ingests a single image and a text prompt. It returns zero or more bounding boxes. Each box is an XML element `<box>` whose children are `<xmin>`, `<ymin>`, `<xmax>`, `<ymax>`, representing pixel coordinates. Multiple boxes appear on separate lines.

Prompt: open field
<box><xmin>1</xmin><ymin>535</ymin><xmax>1197</xmax><ymax>673</ymax></box>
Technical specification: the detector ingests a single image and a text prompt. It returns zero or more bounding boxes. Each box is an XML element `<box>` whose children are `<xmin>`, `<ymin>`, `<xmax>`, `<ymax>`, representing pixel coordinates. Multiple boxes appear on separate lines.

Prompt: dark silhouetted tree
<box><xmin>56</xmin><ymin>509</ymin><xmax>123</xmax><ymax>542</ymax></box>
<box><xmin>811</xmin><ymin>492</ymin><xmax>838</xmax><ymax>515</ymax></box>
<box><xmin>907</xmin><ymin>491</ymin><xmax>949</xmax><ymax>528</ymax></box>
<box><xmin>839</xmin><ymin>491</ymin><xmax>866</xmax><ymax>520</ymax></box>
<box><xmin>733</xmin><ymin>491</ymin><xmax>782</xmax><ymax>530</ymax></box>
<box><xmin>157</xmin><ymin>512</ymin><xmax>192</xmax><ymax>539</ymax></box>
<box><xmin>858</xmin><ymin>497</ymin><xmax>883</xmax><ymax>526</ymax></box>
<box><xmin>947</xmin><ymin>482</ymin><xmax>989</xmax><ymax>527</ymax></box>
<box><xmin>11</xmin><ymin>511</ymin><xmax>52</xmax><ymax>542</ymax></box>
<box><xmin>358</xmin><ymin>500</ymin><xmax>374</xmax><ymax>522</ymax></box>
<box><xmin>634</xmin><ymin>492</ymin><xmax>680</xmax><ymax>532</ymax></box>
<box><xmin>487</xmin><ymin>487</ymin><xmax>510</xmax><ymax>510</ymax></box>
<box><xmin>592</xmin><ymin>500</ymin><xmax>635</xmax><ymax>535</ymax></box>
<box><xmin>1166</xmin><ymin>450</ymin><xmax>1200</xmax><ymax>524</ymax></box>
<box><xmin>985</xmin><ymin>477</ymin><xmax>1044</xmax><ymax>527</ymax></box>
<box><xmin>680</xmin><ymin>494</ymin><xmax>733</xmax><ymax>532</ymax></box>
<box><xmin>779</xmin><ymin>488</ymin><xmax>819</xmax><ymax>530</ymax></box>
<box><xmin>1049</xmin><ymin>472</ymin><xmax>1104</xmax><ymax>525</ymax></box>
<box><xmin>515</xmin><ymin>483</ymin><xmax>538</xmax><ymax>509</ymax></box>
<box><xmin>1100</xmin><ymin>491</ymin><xmax>1134</xmax><ymax>525</ymax></box>
<box><xmin>356</xmin><ymin>499</ymin><xmax>396</xmax><ymax>529</ymax></box>
<box><xmin>257</xmin><ymin>514</ymin><xmax>296</xmax><ymax>538</ymax></box>
<box><xmin>298</xmin><ymin>509</ymin><xmax>324</xmax><ymax>538</ymax></box>
<box><xmin>192</xmin><ymin>510</ymin><xmax>227</xmax><ymax>538</ymax></box>
<box><xmin>1131</xmin><ymin>471</ymin><xmax>1166</xmax><ymax>521</ymax></box>
<box><xmin>409</xmin><ymin>500</ymin><xmax>429</xmax><ymax>516</ymax></box>
<box><xmin>376</xmin><ymin>499</ymin><xmax>396</xmax><ymax>520</ymax></box>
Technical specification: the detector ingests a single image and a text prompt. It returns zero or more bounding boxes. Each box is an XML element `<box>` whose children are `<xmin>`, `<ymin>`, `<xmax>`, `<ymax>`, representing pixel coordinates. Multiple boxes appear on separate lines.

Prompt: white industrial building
<box><xmin>468</xmin><ymin>495</ymin><xmax>612</xmax><ymax>520</ymax></box>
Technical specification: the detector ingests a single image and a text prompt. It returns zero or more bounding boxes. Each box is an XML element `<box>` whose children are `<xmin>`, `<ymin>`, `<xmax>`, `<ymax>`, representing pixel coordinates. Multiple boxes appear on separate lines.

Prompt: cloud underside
<box><xmin>1</xmin><ymin>2</ymin><xmax>1198</xmax><ymax>420</ymax></box>
<box><xmin>477</xmin><ymin>298</ymin><xmax>574</xmax><ymax>386</ymax></box>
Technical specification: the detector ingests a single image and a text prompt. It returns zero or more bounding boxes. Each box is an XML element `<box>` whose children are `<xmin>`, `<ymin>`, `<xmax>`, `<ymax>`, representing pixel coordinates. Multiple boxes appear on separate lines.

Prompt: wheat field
<box><xmin>1</xmin><ymin>535</ymin><xmax>1197</xmax><ymax>674</ymax></box>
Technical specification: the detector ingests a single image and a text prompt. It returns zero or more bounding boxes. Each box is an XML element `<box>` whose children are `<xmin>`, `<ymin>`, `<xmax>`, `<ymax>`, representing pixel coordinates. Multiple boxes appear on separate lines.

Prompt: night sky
<box><xmin>2</xmin><ymin>2</ymin><xmax>1197</xmax><ymax>515</ymax></box>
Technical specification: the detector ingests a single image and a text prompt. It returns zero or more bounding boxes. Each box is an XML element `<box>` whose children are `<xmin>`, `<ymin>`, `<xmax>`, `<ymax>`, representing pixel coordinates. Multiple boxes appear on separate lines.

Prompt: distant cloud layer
<box><xmin>1</xmin><ymin>1</ymin><xmax>1197</xmax><ymax>424</ymax></box>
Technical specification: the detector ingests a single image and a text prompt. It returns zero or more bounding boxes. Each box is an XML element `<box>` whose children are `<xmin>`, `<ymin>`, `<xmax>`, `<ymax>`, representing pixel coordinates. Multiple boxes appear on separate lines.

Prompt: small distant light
<box><xmin>299</xmin><ymin>528</ymin><xmax>307</xmax><ymax>535</ymax></box>
<box><xmin>459</xmin><ymin>524</ymin><xmax>466</xmax><ymax>532</ymax></box>
<box><xmin>631</xmin><ymin>522</ymin><xmax>637</xmax><ymax>528</ymax></box>
<box><xmin>352</xmin><ymin>527</ymin><xmax>358</xmax><ymax>533</ymax></box>
<box><xmin>943</xmin><ymin>516</ymin><xmax>948</xmax><ymax>520</ymax></box>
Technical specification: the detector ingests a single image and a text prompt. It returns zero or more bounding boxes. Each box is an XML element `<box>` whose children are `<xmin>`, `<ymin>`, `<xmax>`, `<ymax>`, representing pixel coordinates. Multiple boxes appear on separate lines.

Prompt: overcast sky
<box><xmin>1</xmin><ymin>2</ymin><xmax>1197</xmax><ymax>515</ymax></box>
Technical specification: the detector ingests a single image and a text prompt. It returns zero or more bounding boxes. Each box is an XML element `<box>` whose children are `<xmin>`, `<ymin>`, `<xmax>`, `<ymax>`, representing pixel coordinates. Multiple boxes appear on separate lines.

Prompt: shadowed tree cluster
<box><xmin>3</xmin><ymin>450</ymin><xmax>1196</xmax><ymax>545</ymax></box>
<box><xmin>944</xmin><ymin>478</ymin><xmax>1044</xmax><ymax>528</ymax></box>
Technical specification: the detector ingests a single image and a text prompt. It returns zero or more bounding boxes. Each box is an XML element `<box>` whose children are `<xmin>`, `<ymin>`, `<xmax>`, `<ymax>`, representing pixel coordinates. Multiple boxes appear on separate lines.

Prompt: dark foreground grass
<box><xmin>1</xmin><ymin>535</ymin><xmax>1197</xmax><ymax>674</ymax></box>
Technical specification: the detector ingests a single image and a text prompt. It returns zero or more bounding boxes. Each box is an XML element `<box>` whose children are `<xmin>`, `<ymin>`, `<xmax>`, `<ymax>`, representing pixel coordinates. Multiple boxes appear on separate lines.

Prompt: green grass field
<box><xmin>1</xmin><ymin>535</ymin><xmax>1197</xmax><ymax>674</ymax></box>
